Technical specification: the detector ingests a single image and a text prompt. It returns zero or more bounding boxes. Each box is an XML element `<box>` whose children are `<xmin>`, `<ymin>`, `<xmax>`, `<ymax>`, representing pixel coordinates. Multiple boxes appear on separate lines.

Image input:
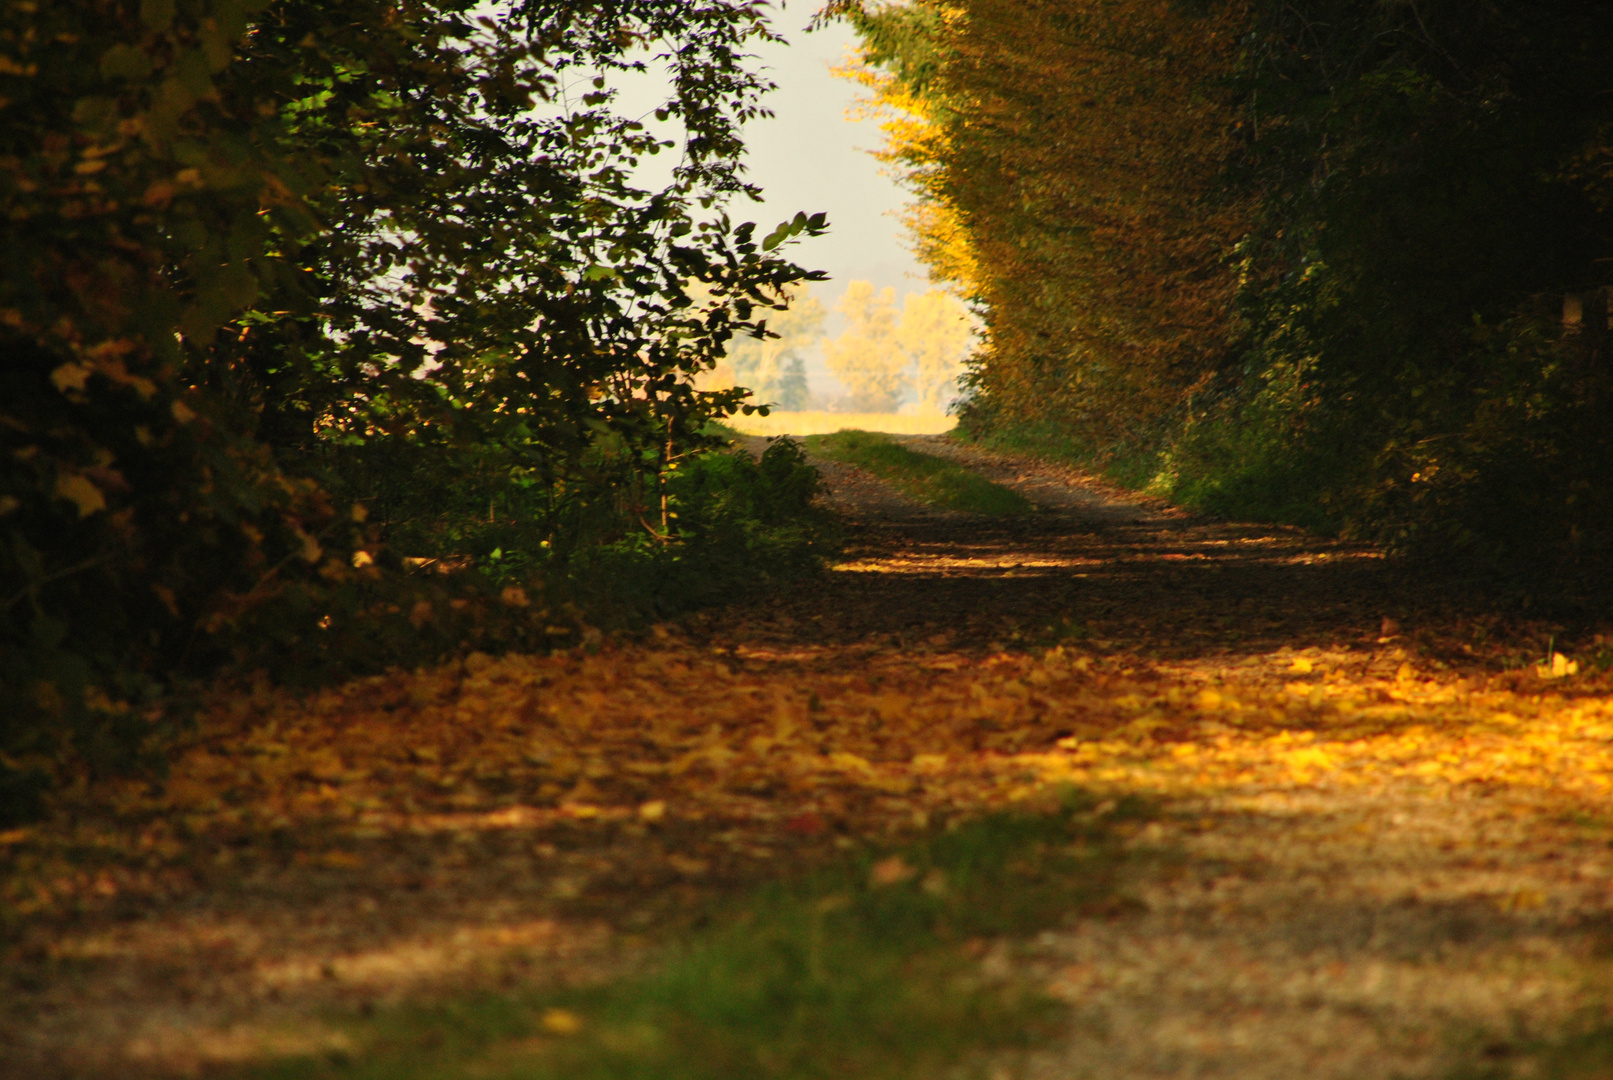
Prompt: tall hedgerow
<box><xmin>835</xmin><ymin>0</ymin><xmax>1613</xmax><ymax>584</ymax></box>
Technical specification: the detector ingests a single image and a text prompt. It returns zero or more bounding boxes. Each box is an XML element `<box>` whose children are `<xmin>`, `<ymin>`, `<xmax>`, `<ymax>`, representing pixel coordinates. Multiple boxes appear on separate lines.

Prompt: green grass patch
<box><xmin>1447</xmin><ymin>1020</ymin><xmax>1613</xmax><ymax>1080</ymax></box>
<box><xmin>958</xmin><ymin>417</ymin><xmax>1349</xmax><ymax>532</ymax></box>
<box><xmin>806</xmin><ymin>430</ymin><xmax>1034</xmax><ymax>516</ymax></box>
<box><xmin>240</xmin><ymin>793</ymin><xmax>1150</xmax><ymax>1080</ymax></box>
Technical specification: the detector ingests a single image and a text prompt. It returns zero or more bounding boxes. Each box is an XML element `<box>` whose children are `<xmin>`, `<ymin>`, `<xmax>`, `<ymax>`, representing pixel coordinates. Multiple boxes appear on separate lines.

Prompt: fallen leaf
<box><xmin>870</xmin><ymin>856</ymin><xmax>916</xmax><ymax>886</ymax></box>
<box><xmin>541</xmin><ymin>1008</ymin><xmax>582</xmax><ymax>1035</ymax></box>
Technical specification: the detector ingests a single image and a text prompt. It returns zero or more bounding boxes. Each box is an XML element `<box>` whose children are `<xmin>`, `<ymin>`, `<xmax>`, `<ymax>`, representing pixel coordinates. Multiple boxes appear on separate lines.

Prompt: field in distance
<box><xmin>726</xmin><ymin>410</ymin><xmax>956</xmax><ymax>437</ymax></box>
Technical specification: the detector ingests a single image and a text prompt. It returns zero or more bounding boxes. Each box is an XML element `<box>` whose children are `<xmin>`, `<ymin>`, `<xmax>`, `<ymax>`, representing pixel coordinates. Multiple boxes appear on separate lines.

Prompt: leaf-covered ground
<box><xmin>7</xmin><ymin>436</ymin><xmax>1613</xmax><ymax>1078</ymax></box>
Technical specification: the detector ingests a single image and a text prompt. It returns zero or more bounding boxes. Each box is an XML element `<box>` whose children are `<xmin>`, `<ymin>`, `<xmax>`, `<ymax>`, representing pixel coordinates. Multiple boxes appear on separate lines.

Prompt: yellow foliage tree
<box><xmin>898</xmin><ymin>290</ymin><xmax>973</xmax><ymax>413</ymax></box>
<box><xmin>693</xmin><ymin>283</ymin><xmax>824</xmax><ymax>410</ymax></box>
<box><xmin>836</xmin><ymin>0</ymin><xmax>1249</xmax><ymax>443</ymax></box>
<box><xmin>724</xmin><ymin>284</ymin><xmax>824</xmax><ymax>409</ymax></box>
<box><xmin>825</xmin><ymin>281</ymin><xmax>907</xmax><ymax>411</ymax></box>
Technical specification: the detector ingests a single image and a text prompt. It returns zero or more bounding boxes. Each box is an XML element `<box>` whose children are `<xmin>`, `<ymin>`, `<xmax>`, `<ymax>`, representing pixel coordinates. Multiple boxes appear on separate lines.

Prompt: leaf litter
<box><xmin>6</xmin><ymin>437</ymin><xmax>1613</xmax><ymax>1078</ymax></box>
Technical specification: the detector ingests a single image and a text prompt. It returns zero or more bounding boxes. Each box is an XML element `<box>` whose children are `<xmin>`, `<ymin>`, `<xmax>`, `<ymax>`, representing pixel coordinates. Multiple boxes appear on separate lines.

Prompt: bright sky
<box><xmin>741</xmin><ymin>12</ymin><xmax>931</xmax><ymax>400</ymax></box>
<box><xmin>737</xmin><ymin>11</ymin><xmax>927</xmax><ymax>300</ymax></box>
<box><xmin>592</xmin><ymin>8</ymin><xmax>931</xmax><ymax>403</ymax></box>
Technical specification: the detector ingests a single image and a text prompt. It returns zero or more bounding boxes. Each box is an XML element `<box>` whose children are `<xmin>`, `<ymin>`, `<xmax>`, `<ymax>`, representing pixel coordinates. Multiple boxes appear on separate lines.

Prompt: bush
<box><xmin>568</xmin><ymin>439</ymin><xmax>840</xmax><ymax>619</ymax></box>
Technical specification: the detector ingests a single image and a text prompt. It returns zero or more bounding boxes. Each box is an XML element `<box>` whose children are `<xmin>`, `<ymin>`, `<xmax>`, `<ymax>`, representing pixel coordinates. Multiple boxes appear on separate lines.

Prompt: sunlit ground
<box><xmin>9</xmin><ymin>445</ymin><xmax>1613</xmax><ymax>1078</ymax></box>
<box><xmin>724</xmin><ymin>409</ymin><xmax>955</xmax><ymax>436</ymax></box>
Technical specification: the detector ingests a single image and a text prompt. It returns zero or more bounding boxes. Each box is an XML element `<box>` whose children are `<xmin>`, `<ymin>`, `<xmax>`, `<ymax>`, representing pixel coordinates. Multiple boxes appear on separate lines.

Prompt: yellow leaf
<box><xmin>870</xmin><ymin>855</ymin><xmax>916</xmax><ymax>886</ymax></box>
<box><xmin>830</xmin><ymin>751</ymin><xmax>874</xmax><ymax>775</ymax></box>
<box><xmin>50</xmin><ymin>363</ymin><xmax>91</xmax><ymax>393</ymax></box>
<box><xmin>1289</xmin><ymin>657</ymin><xmax>1313</xmax><ymax>673</ymax></box>
<box><xmin>637</xmin><ymin>799</ymin><xmax>667</xmax><ymax>822</ymax></box>
<box><xmin>1537</xmin><ymin>653</ymin><xmax>1579</xmax><ymax>679</ymax></box>
<box><xmin>54</xmin><ymin>473</ymin><xmax>106</xmax><ymax>517</ymax></box>
<box><xmin>666</xmin><ymin>854</ymin><xmax>709</xmax><ymax>876</ymax></box>
<box><xmin>152</xmin><ymin>584</ymin><xmax>180</xmax><ymax>617</ymax></box>
<box><xmin>541</xmin><ymin>1009</ymin><xmax>582</xmax><ymax>1036</ymax></box>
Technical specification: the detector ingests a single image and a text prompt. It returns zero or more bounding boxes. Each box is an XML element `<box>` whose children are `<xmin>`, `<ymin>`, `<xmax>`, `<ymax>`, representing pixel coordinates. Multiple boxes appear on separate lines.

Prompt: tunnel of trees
<box><xmin>6</xmin><ymin>0</ymin><xmax>1613</xmax><ymax>820</ymax></box>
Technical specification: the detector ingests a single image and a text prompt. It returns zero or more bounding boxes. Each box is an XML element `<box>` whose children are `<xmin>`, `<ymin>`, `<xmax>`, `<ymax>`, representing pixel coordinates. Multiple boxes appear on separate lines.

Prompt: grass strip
<box><xmin>242</xmin><ymin>792</ymin><xmax>1150</xmax><ymax>1080</ymax></box>
<box><xmin>1448</xmin><ymin>1021</ymin><xmax>1613</xmax><ymax>1080</ymax></box>
<box><xmin>806</xmin><ymin>430</ymin><xmax>1034</xmax><ymax>516</ymax></box>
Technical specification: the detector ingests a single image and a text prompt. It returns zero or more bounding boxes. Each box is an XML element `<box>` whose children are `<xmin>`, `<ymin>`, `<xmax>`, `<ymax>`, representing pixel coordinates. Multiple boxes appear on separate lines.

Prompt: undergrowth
<box><xmin>0</xmin><ymin>435</ymin><xmax>837</xmax><ymax>826</ymax></box>
<box><xmin>806</xmin><ymin>430</ymin><xmax>1033</xmax><ymax>516</ymax></box>
<box><xmin>565</xmin><ymin>437</ymin><xmax>840</xmax><ymax>619</ymax></box>
<box><xmin>241</xmin><ymin>792</ymin><xmax>1150</xmax><ymax>1080</ymax></box>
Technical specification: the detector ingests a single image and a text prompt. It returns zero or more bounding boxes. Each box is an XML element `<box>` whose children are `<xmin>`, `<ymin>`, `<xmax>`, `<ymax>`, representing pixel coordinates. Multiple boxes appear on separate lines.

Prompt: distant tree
<box><xmin>825</xmin><ymin>281</ymin><xmax>906</xmax><ymax>411</ymax></box>
<box><xmin>898</xmin><ymin>290</ymin><xmax>972</xmax><ymax>412</ymax></box>
<box><xmin>724</xmin><ymin>284</ymin><xmax>824</xmax><ymax>409</ymax></box>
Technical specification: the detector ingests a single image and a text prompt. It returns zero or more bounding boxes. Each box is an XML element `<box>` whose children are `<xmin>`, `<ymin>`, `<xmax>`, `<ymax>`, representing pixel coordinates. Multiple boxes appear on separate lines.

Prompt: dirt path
<box><xmin>6</xmin><ymin>436</ymin><xmax>1613</xmax><ymax>1077</ymax></box>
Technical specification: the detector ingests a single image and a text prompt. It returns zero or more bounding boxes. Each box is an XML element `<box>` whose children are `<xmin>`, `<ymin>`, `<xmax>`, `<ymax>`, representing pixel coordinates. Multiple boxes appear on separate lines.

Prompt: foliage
<box><xmin>834</xmin><ymin>0</ymin><xmax>1249</xmax><ymax>445</ymax></box>
<box><xmin>566</xmin><ymin>438</ymin><xmax>841</xmax><ymax>619</ymax></box>
<box><xmin>835</xmin><ymin>0</ymin><xmax>1613</xmax><ymax>585</ymax></box>
<box><xmin>807</xmin><ymin>430</ymin><xmax>1031</xmax><ymax>516</ymax></box>
<box><xmin>711</xmin><ymin>281</ymin><xmax>974</xmax><ymax>414</ymax></box>
<box><xmin>1209</xmin><ymin>0</ymin><xmax>1613</xmax><ymax>576</ymax></box>
<box><xmin>898</xmin><ymin>288</ymin><xmax>973</xmax><ymax>412</ymax></box>
<box><xmin>0</xmin><ymin>0</ymin><xmax>830</xmax><ymax>822</ymax></box>
<box><xmin>824</xmin><ymin>280</ymin><xmax>907</xmax><ymax>411</ymax></box>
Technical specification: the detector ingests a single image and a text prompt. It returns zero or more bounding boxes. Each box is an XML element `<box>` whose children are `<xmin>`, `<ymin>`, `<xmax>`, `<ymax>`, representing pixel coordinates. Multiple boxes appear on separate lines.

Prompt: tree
<box><xmin>825</xmin><ymin>280</ymin><xmax>905</xmax><ymax>411</ymax></box>
<box><xmin>897</xmin><ymin>290</ymin><xmax>972</xmax><ymax>412</ymax></box>
<box><xmin>721</xmin><ymin>283</ymin><xmax>824</xmax><ymax>410</ymax></box>
<box><xmin>832</xmin><ymin>0</ymin><xmax>1248</xmax><ymax>443</ymax></box>
<box><xmin>834</xmin><ymin>0</ymin><xmax>1613</xmax><ymax>576</ymax></box>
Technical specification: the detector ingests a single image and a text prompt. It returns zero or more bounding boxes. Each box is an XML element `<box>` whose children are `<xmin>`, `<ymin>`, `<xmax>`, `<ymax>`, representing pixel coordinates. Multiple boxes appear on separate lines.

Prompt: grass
<box><xmin>238</xmin><ymin>793</ymin><xmax>1149</xmax><ymax>1080</ymax></box>
<box><xmin>1448</xmin><ymin>1021</ymin><xmax>1613</xmax><ymax>1080</ymax></box>
<box><xmin>806</xmin><ymin>430</ymin><xmax>1034</xmax><ymax>516</ymax></box>
<box><xmin>959</xmin><ymin>415</ymin><xmax>1358</xmax><ymax>534</ymax></box>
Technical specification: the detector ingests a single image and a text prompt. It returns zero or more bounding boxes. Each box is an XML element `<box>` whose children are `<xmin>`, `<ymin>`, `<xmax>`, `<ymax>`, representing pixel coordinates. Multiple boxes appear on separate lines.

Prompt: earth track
<box><xmin>5</xmin><ymin>433</ymin><xmax>1611</xmax><ymax>1079</ymax></box>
